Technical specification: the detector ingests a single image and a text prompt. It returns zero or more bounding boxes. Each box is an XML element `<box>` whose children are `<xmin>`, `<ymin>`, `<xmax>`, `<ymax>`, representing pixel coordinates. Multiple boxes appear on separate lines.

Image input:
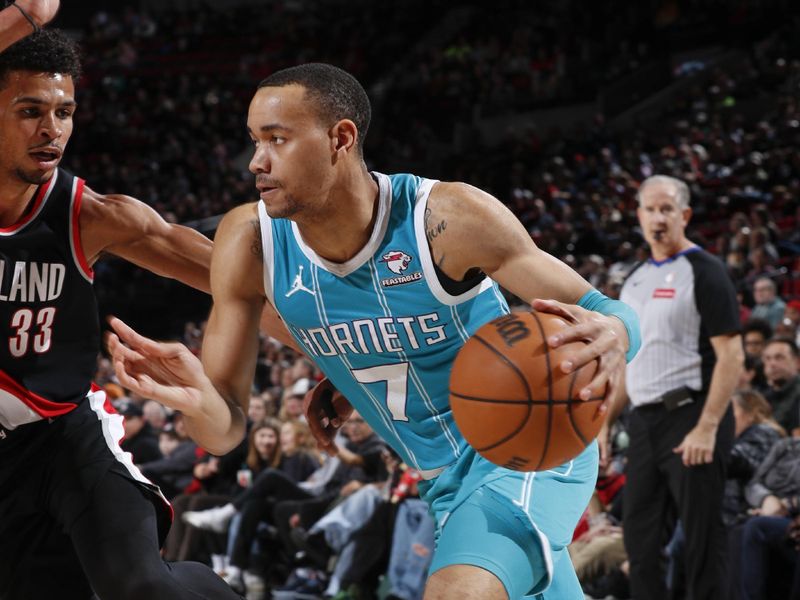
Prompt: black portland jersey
<box><xmin>0</xmin><ymin>168</ymin><xmax>99</xmax><ymax>429</ymax></box>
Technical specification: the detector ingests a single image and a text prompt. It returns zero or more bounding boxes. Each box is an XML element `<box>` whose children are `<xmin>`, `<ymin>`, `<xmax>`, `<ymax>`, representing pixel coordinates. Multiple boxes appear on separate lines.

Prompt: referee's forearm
<box><xmin>698</xmin><ymin>347</ymin><xmax>743</xmax><ymax>428</ymax></box>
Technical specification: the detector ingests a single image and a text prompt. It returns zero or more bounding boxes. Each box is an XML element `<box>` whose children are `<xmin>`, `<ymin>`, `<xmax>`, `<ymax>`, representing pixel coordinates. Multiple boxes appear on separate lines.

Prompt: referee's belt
<box><xmin>637</xmin><ymin>386</ymin><xmax>704</xmax><ymax>412</ymax></box>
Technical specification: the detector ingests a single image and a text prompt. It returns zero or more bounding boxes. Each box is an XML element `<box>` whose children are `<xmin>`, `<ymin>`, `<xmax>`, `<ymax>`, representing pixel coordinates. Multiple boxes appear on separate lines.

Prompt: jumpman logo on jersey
<box><xmin>285</xmin><ymin>265</ymin><xmax>316</xmax><ymax>297</ymax></box>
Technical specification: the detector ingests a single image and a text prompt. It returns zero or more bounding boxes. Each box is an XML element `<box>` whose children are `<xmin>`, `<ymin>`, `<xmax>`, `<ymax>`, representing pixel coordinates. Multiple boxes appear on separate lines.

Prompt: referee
<box><xmin>603</xmin><ymin>175</ymin><xmax>743</xmax><ymax>600</ymax></box>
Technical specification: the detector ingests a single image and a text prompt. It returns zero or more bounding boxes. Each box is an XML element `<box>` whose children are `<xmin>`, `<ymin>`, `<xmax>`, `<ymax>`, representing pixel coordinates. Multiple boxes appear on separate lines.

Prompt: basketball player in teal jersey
<box><xmin>108</xmin><ymin>63</ymin><xmax>640</xmax><ymax>599</ymax></box>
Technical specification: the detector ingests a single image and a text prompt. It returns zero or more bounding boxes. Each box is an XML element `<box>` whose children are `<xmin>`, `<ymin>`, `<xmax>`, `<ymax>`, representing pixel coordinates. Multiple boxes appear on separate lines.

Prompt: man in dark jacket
<box><xmin>762</xmin><ymin>338</ymin><xmax>800</xmax><ymax>435</ymax></box>
<box><xmin>118</xmin><ymin>399</ymin><xmax>161</xmax><ymax>464</ymax></box>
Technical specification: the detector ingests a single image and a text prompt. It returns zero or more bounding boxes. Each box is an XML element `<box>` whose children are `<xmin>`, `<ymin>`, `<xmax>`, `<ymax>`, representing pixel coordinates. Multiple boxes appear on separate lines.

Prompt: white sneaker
<box><xmin>222</xmin><ymin>565</ymin><xmax>243</xmax><ymax>592</ymax></box>
<box><xmin>182</xmin><ymin>503</ymin><xmax>237</xmax><ymax>533</ymax></box>
<box><xmin>211</xmin><ymin>553</ymin><xmax>226</xmax><ymax>575</ymax></box>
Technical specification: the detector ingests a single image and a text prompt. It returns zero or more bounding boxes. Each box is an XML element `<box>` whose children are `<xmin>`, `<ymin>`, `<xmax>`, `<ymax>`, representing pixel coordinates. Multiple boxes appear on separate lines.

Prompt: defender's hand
<box><xmin>303</xmin><ymin>378</ymin><xmax>353</xmax><ymax>457</ymax></box>
<box><xmin>106</xmin><ymin>316</ymin><xmax>213</xmax><ymax>417</ymax></box>
<box><xmin>531</xmin><ymin>298</ymin><xmax>627</xmax><ymax>414</ymax></box>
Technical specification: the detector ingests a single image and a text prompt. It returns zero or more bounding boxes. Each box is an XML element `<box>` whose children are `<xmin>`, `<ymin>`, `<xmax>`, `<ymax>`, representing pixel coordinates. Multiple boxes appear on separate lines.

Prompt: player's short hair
<box><xmin>258</xmin><ymin>63</ymin><xmax>371</xmax><ymax>154</ymax></box>
<box><xmin>637</xmin><ymin>175</ymin><xmax>691</xmax><ymax>209</ymax></box>
<box><xmin>0</xmin><ymin>29</ymin><xmax>82</xmax><ymax>89</ymax></box>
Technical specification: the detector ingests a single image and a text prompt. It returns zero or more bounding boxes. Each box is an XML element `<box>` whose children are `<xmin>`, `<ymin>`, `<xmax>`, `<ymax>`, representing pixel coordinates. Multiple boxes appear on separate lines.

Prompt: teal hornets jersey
<box><xmin>259</xmin><ymin>173</ymin><xmax>509</xmax><ymax>476</ymax></box>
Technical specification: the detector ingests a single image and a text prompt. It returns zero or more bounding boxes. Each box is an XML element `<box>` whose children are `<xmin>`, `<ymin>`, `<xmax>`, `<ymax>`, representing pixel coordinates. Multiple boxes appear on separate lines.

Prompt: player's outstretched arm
<box><xmin>425</xmin><ymin>182</ymin><xmax>639</xmax><ymax>410</ymax></box>
<box><xmin>107</xmin><ymin>203</ymin><xmax>271</xmax><ymax>454</ymax></box>
<box><xmin>0</xmin><ymin>1</ymin><xmax>59</xmax><ymax>50</ymax></box>
<box><xmin>106</xmin><ymin>316</ymin><xmax>245</xmax><ymax>456</ymax></box>
<box><xmin>80</xmin><ymin>188</ymin><xmax>213</xmax><ymax>292</ymax></box>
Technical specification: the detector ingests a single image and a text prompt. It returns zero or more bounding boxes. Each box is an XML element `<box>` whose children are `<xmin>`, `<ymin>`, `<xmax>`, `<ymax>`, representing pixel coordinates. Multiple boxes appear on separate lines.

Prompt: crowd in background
<box><xmin>60</xmin><ymin>1</ymin><xmax>800</xmax><ymax>598</ymax></box>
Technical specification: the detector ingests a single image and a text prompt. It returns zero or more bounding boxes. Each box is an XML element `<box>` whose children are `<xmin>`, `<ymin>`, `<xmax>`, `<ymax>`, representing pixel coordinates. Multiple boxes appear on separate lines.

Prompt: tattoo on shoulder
<box><xmin>250</xmin><ymin>220</ymin><xmax>263</xmax><ymax>257</ymax></box>
<box><xmin>425</xmin><ymin>207</ymin><xmax>447</xmax><ymax>243</ymax></box>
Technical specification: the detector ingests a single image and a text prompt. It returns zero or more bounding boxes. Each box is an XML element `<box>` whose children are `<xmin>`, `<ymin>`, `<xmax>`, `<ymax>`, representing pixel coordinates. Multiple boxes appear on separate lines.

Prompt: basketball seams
<box><xmin>451</xmin><ymin>392</ymin><xmax>604</xmax><ymax>404</ymax></box>
<box><xmin>529</xmin><ymin>311</ymin><xmax>553</xmax><ymax>471</ymax></box>
<box><xmin>449</xmin><ymin>311</ymin><xmax>605</xmax><ymax>471</ymax></box>
<box><xmin>566</xmin><ymin>369</ymin><xmax>591</xmax><ymax>446</ymax></box>
<box><xmin>468</xmin><ymin>334</ymin><xmax>533</xmax><ymax>453</ymax></box>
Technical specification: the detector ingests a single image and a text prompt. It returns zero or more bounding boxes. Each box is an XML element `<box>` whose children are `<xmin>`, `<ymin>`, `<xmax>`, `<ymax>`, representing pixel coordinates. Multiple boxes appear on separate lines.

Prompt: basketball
<box><xmin>449</xmin><ymin>310</ymin><xmax>606</xmax><ymax>471</ymax></box>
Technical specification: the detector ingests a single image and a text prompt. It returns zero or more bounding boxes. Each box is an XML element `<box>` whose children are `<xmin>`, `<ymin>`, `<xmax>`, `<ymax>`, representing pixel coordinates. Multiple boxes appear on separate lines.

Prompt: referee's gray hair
<box><xmin>637</xmin><ymin>175</ymin><xmax>691</xmax><ymax>209</ymax></box>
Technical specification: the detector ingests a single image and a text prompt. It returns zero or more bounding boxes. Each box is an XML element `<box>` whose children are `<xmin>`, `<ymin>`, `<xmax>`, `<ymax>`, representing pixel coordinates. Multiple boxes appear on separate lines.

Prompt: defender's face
<box><xmin>247</xmin><ymin>84</ymin><xmax>336</xmax><ymax>220</ymax></box>
<box><xmin>636</xmin><ymin>183</ymin><xmax>690</xmax><ymax>257</ymax></box>
<box><xmin>0</xmin><ymin>71</ymin><xmax>75</xmax><ymax>184</ymax></box>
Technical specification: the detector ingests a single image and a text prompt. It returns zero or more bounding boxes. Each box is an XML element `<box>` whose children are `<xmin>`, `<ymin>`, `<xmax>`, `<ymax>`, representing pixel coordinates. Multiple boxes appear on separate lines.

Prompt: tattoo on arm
<box><xmin>425</xmin><ymin>208</ymin><xmax>447</xmax><ymax>243</ymax></box>
<box><xmin>250</xmin><ymin>220</ymin><xmax>263</xmax><ymax>257</ymax></box>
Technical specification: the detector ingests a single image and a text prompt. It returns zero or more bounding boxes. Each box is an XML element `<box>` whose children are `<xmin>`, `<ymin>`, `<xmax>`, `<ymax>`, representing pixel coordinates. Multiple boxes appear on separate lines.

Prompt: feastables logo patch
<box><xmin>380</xmin><ymin>250</ymin><xmax>422</xmax><ymax>287</ymax></box>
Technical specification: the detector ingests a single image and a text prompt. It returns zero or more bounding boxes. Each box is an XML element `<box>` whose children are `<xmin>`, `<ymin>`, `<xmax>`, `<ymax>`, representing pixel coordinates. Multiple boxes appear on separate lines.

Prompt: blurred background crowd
<box><xmin>45</xmin><ymin>0</ymin><xmax>800</xmax><ymax>598</ymax></box>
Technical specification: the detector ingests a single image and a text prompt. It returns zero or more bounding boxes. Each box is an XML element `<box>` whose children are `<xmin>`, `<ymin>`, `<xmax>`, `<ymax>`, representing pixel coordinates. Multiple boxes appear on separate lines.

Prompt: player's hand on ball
<box><xmin>303</xmin><ymin>378</ymin><xmax>353</xmax><ymax>456</ymax></box>
<box><xmin>105</xmin><ymin>316</ymin><xmax>212</xmax><ymax>417</ymax></box>
<box><xmin>531</xmin><ymin>298</ymin><xmax>627</xmax><ymax>413</ymax></box>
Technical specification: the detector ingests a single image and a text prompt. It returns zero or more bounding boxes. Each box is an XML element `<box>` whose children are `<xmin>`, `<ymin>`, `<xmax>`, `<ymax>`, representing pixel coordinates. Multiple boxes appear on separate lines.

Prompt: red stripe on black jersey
<box><xmin>70</xmin><ymin>178</ymin><xmax>94</xmax><ymax>280</ymax></box>
<box><xmin>0</xmin><ymin>367</ymin><xmax>77</xmax><ymax>417</ymax></box>
<box><xmin>0</xmin><ymin>173</ymin><xmax>55</xmax><ymax>235</ymax></box>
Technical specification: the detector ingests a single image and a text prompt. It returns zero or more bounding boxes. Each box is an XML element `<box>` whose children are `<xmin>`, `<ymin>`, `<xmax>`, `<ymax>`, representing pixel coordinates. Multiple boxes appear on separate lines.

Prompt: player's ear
<box><xmin>330</xmin><ymin>119</ymin><xmax>358</xmax><ymax>158</ymax></box>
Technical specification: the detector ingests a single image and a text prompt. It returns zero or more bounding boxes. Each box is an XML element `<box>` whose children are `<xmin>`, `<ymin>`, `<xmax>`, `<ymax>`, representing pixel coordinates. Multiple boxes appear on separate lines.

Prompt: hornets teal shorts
<box><xmin>420</xmin><ymin>442</ymin><xmax>598</xmax><ymax>599</ymax></box>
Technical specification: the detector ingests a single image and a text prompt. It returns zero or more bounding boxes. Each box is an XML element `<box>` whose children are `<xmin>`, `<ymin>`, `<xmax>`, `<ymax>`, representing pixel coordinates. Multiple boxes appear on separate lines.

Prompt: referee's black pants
<box><xmin>623</xmin><ymin>399</ymin><xmax>734</xmax><ymax>600</ymax></box>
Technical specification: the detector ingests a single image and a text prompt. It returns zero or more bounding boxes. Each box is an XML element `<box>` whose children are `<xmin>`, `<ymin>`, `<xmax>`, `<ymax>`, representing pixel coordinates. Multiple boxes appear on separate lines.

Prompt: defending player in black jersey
<box><xmin>0</xmin><ymin>27</ymin><xmax>242</xmax><ymax>600</ymax></box>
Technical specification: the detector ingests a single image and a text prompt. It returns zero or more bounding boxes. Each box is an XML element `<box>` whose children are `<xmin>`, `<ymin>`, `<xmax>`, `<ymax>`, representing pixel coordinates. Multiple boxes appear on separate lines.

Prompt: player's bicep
<box><xmin>430</xmin><ymin>182</ymin><xmax>590</xmax><ymax>303</ymax></box>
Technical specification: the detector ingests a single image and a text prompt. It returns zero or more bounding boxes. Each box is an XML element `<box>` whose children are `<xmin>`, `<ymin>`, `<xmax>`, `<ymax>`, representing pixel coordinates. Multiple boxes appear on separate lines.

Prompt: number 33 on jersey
<box><xmin>0</xmin><ymin>169</ymin><xmax>100</xmax><ymax>429</ymax></box>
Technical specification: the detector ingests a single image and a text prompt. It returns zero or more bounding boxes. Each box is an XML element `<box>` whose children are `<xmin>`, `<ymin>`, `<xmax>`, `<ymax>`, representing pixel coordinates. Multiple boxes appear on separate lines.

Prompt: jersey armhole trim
<box><xmin>413</xmin><ymin>180</ymin><xmax>494</xmax><ymax>306</ymax></box>
<box><xmin>0</xmin><ymin>169</ymin><xmax>57</xmax><ymax>236</ymax></box>
<box><xmin>69</xmin><ymin>178</ymin><xmax>93</xmax><ymax>282</ymax></box>
<box><xmin>257</xmin><ymin>201</ymin><xmax>276</xmax><ymax>307</ymax></box>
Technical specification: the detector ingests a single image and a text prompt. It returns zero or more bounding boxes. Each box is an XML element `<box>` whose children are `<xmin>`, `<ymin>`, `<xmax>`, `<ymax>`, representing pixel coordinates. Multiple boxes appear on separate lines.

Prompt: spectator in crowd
<box><xmin>139</xmin><ymin>415</ymin><xmax>199</xmax><ymax>500</ymax></box>
<box><xmin>723</xmin><ymin>389</ymin><xmax>785</xmax><ymax>528</ymax></box>
<box><xmin>751</xmin><ymin>277</ymin><xmax>787</xmax><ymax>330</ymax></box>
<box><xmin>776</xmin><ymin>300</ymin><xmax>800</xmax><ymax>345</ymax></box>
<box><xmin>247</xmin><ymin>394</ymin><xmax>269</xmax><ymax>424</ymax></box>
<box><xmin>761</xmin><ymin>337</ymin><xmax>800</xmax><ymax>435</ymax></box>
<box><xmin>739</xmin><ymin>354</ymin><xmax>766</xmax><ymax>391</ymax></box>
<box><xmin>118</xmin><ymin>398</ymin><xmax>162</xmax><ymax>464</ymax></box>
<box><xmin>742</xmin><ymin>318</ymin><xmax>773</xmax><ymax>361</ymax></box>
<box><xmin>278</xmin><ymin>378</ymin><xmax>313</xmax><ymax>422</ymax></box>
<box><xmin>608</xmin><ymin>175</ymin><xmax>742</xmax><ymax>600</ymax></box>
<box><xmin>735</xmin><ymin>436</ymin><xmax>800</xmax><ymax>599</ymax></box>
<box><xmin>143</xmin><ymin>399</ymin><xmax>169</xmax><ymax>431</ymax></box>
<box><xmin>279</xmin><ymin>419</ymin><xmax>321</xmax><ymax>482</ymax></box>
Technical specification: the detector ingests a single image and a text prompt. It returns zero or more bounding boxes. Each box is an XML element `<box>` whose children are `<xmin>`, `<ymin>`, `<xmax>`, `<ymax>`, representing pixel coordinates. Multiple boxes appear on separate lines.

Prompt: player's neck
<box><xmin>0</xmin><ymin>173</ymin><xmax>42</xmax><ymax>228</ymax></box>
<box><xmin>296</xmin><ymin>168</ymin><xmax>379</xmax><ymax>264</ymax></box>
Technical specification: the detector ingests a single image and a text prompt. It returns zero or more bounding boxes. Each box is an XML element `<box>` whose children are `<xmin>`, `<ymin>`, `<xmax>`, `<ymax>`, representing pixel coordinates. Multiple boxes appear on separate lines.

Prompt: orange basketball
<box><xmin>449</xmin><ymin>310</ymin><xmax>605</xmax><ymax>471</ymax></box>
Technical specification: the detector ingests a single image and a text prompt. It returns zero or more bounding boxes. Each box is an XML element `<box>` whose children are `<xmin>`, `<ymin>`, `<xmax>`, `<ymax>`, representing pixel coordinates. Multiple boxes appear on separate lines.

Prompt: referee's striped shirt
<box><xmin>620</xmin><ymin>246</ymin><xmax>740</xmax><ymax>407</ymax></box>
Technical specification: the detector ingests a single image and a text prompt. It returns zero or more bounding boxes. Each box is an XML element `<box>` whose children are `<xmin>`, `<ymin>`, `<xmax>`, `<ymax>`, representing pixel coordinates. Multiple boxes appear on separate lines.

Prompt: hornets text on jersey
<box><xmin>0</xmin><ymin>168</ymin><xmax>98</xmax><ymax>430</ymax></box>
<box><xmin>259</xmin><ymin>173</ymin><xmax>510</xmax><ymax>477</ymax></box>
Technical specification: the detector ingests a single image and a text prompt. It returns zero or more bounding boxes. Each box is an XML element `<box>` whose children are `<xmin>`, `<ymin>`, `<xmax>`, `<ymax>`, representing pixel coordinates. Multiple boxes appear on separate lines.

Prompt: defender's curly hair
<box><xmin>0</xmin><ymin>28</ymin><xmax>81</xmax><ymax>88</ymax></box>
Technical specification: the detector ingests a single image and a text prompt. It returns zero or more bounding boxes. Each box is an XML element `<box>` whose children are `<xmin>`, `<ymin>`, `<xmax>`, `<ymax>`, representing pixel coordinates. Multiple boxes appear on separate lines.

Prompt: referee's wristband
<box><xmin>11</xmin><ymin>2</ymin><xmax>40</xmax><ymax>33</ymax></box>
<box><xmin>577</xmin><ymin>289</ymin><xmax>641</xmax><ymax>363</ymax></box>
